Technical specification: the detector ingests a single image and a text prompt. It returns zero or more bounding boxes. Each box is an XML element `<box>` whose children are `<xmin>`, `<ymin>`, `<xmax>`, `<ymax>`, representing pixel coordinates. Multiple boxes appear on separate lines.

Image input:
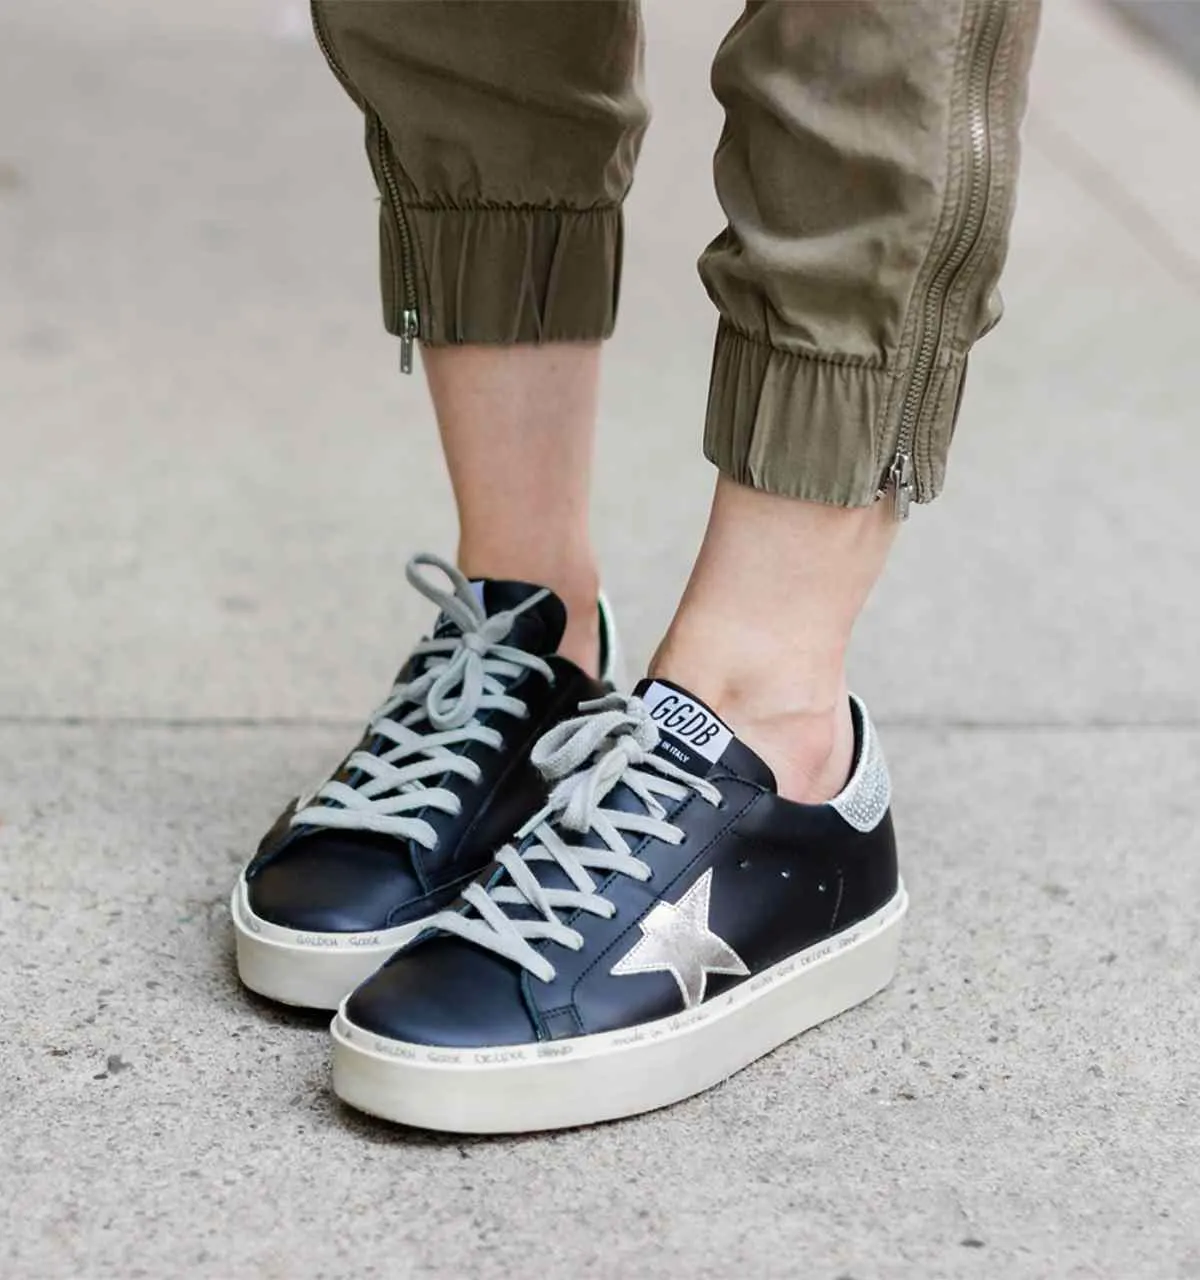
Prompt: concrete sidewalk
<box><xmin>2</xmin><ymin>2</ymin><xmax>1198</xmax><ymax>1276</ymax></box>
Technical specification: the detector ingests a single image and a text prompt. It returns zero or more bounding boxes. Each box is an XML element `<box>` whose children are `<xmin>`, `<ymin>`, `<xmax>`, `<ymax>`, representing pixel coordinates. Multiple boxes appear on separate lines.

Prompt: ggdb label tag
<box><xmin>638</xmin><ymin>681</ymin><xmax>733</xmax><ymax>764</ymax></box>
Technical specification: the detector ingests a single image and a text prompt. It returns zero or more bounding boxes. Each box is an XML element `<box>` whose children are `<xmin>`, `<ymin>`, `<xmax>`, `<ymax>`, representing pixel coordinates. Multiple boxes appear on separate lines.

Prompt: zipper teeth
<box><xmin>310</xmin><ymin>2</ymin><xmax>353</xmax><ymax>94</ymax></box>
<box><xmin>375</xmin><ymin>134</ymin><xmax>420</xmax><ymax>328</ymax></box>
<box><xmin>893</xmin><ymin>0</ymin><xmax>1007</xmax><ymax>482</ymax></box>
<box><xmin>310</xmin><ymin>2</ymin><xmax>420</xmax><ymax>347</ymax></box>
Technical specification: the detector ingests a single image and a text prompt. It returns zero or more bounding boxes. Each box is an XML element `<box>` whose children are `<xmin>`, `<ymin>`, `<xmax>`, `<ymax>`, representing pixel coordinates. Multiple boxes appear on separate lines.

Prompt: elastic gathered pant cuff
<box><xmin>703</xmin><ymin>323</ymin><xmax>892</xmax><ymax>509</ymax></box>
<box><xmin>320</xmin><ymin>0</ymin><xmax>1038</xmax><ymax>507</ymax></box>
<box><xmin>402</xmin><ymin>206</ymin><xmax>625</xmax><ymax>346</ymax></box>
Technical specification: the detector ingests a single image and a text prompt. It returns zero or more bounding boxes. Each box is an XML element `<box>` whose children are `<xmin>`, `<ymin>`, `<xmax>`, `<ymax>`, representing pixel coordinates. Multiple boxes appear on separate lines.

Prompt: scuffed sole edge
<box><xmin>331</xmin><ymin>883</ymin><xmax>907</xmax><ymax>1133</ymax></box>
<box><xmin>230</xmin><ymin>880</ymin><xmax>430</xmax><ymax>1011</ymax></box>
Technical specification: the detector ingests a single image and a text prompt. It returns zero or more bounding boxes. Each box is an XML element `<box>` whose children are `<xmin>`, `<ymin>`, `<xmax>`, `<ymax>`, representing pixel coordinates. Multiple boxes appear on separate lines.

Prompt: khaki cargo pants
<box><xmin>312</xmin><ymin>0</ymin><xmax>1040</xmax><ymax>511</ymax></box>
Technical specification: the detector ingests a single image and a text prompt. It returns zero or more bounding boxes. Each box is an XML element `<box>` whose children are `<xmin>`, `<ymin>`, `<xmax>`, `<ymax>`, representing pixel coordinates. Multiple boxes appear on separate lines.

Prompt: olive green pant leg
<box><xmin>700</xmin><ymin>0</ymin><xmax>1041</xmax><ymax>509</ymax></box>
<box><xmin>312</xmin><ymin>0</ymin><xmax>649</xmax><ymax>356</ymax></box>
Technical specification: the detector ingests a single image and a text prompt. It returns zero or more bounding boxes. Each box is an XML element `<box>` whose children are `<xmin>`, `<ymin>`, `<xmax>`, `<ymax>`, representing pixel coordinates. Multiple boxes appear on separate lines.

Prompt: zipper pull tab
<box><xmin>399</xmin><ymin>309</ymin><xmax>419</xmax><ymax>375</ymax></box>
<box><xmin>888</xmin><ymin>451</ymin><xmax>914</xmax><ymax>522</ymax></box>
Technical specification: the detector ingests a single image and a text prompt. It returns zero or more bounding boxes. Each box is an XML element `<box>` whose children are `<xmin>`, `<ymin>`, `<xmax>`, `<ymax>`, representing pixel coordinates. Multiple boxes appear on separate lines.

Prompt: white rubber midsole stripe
<box><xmin>334</xmin><ymin>882</ymin><xmax>908</xmax><ymax>1069</ymax></box>
<box><xmin>230</xmin><ymin>878</ymin><xmax>430</xmax><ymax>955</ymax></box>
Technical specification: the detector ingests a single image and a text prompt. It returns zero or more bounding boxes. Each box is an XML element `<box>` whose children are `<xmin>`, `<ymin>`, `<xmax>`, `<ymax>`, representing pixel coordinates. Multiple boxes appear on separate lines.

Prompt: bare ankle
<box><xmin>645</xmin><ymin>475</ymin><xmax>893</xmax><ymax>804</ymax></box>
<box><xmin>722</xmin><ymin>699</ymin><xmax>854</xmax><ymax>805</ymax></box>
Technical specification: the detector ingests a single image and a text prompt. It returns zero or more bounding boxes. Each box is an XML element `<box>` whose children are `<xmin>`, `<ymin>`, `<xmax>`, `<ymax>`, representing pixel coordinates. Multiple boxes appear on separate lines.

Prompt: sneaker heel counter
<box><xmin>831</xmin><ymin>695</ymin><xmax>892</xmax><ymax>835</ymax></box>
<box><xmin>828</xmin><ymin>697</ymin><xmax>900</xmax><ymax>929</ymax></box>
<box><xmin>828</xmin><ymin>806</ymin><xmax>900</xmax><ymax>935</ymax></box>
<box><xmin>874</xmin><ymin>804</ymin><xmax>900</xmax><ymax>898</ymax></box>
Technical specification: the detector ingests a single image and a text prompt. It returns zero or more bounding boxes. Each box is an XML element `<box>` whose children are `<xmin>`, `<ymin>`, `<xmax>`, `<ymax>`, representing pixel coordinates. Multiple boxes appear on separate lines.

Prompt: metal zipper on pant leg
<box><xmin>375</xmin><ymin>128</ymin><xmax>421</xmax><ymax>375</ymax></box>
<box><xmin>398</xmin><ymin>307</ymin><xmax>419</xmax><ymax>375</ymax></box>
<box><xmin>886</xmin><ymin>452</ymin><xmax>914</xmax><ymax>522</ymax></box>
<box><xmin>885</xmin><ymin>0</ymin><xmax>1008</xmax><ymax>520</ymax></box>
<box><xmin>310</xmin><ymin>4</ymin><xmax>422</xmax><ymax>373</ymax></box>
<box><xmin>310</xmin><ymin>0</ymin><xmax>355</xmax><ymax>95</ymax></box>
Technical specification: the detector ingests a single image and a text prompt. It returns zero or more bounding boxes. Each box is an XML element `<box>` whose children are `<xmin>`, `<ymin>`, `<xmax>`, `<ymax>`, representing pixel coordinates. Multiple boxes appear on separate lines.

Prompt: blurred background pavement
<box><xmin>2</xmin><ymin>2</ymin><xmax>1199</xmax><ymax>1277</ymax></box>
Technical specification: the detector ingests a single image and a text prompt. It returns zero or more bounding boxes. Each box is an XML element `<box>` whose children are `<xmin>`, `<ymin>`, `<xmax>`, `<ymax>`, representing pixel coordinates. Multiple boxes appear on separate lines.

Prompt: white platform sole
<box><xmin>331</xmin><ymin>883</ymin><xmax>907</xmax><ymax>1132</ymax></box>
<box><xmin>230</xmin><ymin>879</ymin><xmax>431</xmax><ymax>1010</ymax></box>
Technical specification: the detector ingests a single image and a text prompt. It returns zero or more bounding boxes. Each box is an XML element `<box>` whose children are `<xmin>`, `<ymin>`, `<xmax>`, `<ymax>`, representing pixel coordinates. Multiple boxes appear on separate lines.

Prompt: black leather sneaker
<box><xmin>232</xmin><ymin>553</ymin><xmax>619</xmax><ymax>1009</ymax></box>
<box><xmin>331</xmin><ymin>677</ymin><xmax>906</xmax><ymax>1132</ymax></box>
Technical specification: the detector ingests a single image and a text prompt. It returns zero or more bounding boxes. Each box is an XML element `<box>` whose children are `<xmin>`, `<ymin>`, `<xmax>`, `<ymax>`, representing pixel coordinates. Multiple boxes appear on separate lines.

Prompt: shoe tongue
<box><xmin>431</xmin><ymin>579</ymin><xmax>567</xmax><ymax>657</ymax></box>
<box><xmin>633</xmin><ymin>677</ymin><xmax>777</xmax><ymax>790</ymax></box>
<box><xmin>465</xmin><ymin>676</ymin><xmax>775</xmax><ymax>932</ymax></box>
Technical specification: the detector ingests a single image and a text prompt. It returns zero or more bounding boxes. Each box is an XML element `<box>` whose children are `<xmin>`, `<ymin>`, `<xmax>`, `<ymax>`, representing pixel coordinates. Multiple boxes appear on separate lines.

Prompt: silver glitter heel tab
<box><xmin>828</xmin><ymin>696</ymin><xmax>891</xmax><ymax>833</ymax></box>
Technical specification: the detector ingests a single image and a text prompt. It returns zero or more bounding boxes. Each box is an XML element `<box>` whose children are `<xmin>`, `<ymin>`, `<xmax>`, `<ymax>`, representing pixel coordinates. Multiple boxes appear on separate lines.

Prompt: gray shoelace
<box><xmin>428</xmin><ymin>694</ymin><xmax>722</xmax><ymax>982</ymax></box>
<box><xmin>291</xmin><ymin>553</ymin><xmax>554</xmax><ymax>850</ymax></box>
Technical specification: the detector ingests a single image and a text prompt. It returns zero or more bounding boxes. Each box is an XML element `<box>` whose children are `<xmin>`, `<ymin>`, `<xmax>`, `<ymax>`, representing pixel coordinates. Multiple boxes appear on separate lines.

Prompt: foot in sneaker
<box><xmin>231</xmin><ymin>552</ymin><xmax>620</xmax><ymax>1009</ymax></box>
<box><xmin>331</xmin><ymin>677</ymin><xmax>906</xmax><ymax>1132</ymax></box>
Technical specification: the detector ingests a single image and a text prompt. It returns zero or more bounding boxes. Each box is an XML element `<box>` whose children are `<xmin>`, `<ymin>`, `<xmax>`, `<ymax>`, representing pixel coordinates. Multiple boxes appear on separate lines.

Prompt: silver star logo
<box><xmin>610</xmin><ymin>868</ymin><xmax>749</xmax><ymax>1009</ymax></box>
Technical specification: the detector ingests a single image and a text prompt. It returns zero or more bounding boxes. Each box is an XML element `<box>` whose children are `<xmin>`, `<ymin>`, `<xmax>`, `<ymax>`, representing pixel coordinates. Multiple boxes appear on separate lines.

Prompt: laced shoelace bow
<box><xmin>429</xmin><ymin>694</ymin><xmax>722</xmax><ymax>981</ymax></box>
<box><xmin>290</xmin><ymin>553</ymin><xmax>554</xmax><ymax>850</ymax></box>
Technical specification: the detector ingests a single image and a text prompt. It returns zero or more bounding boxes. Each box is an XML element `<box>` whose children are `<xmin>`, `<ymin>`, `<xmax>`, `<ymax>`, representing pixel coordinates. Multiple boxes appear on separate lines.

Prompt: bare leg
<box><xmin>650</xmin><ymin>475</ymin><xmax>896</xmax><ymax>804</ymax></box>
<box><xmin>422</xmin><ymin>342</ymin><xmax>603</xmax><ymax>677</ymax></box>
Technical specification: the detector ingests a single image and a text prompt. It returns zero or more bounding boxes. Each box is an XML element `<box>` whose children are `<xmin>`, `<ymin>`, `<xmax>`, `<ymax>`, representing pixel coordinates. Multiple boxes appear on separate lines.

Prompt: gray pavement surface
<box><xmin>1110</xmin><ymin>0</ymin><xmax>1200</xmax><ymax>78</ymax></box>
<box><xmin>2</xmin><ymin>1</ymin><xmax>1198</xmax><ymax>1277</ymax></box>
